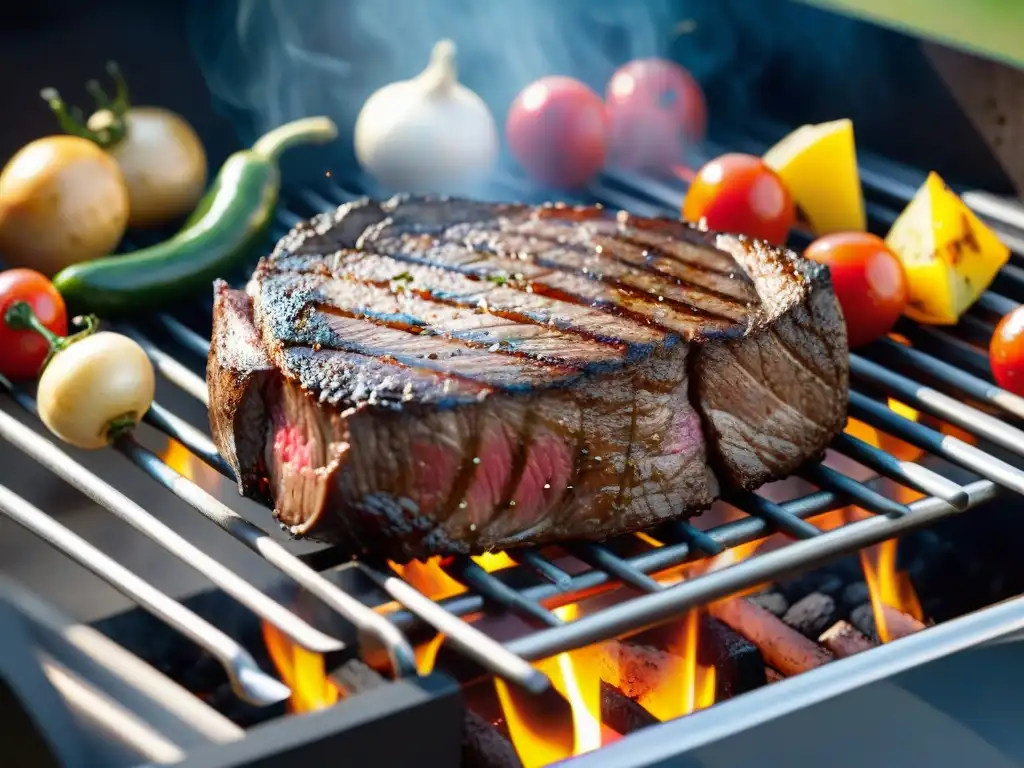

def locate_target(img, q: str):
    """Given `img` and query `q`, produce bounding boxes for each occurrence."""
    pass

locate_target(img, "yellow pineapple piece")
[763,118,866,235]
[885,171,1009,325]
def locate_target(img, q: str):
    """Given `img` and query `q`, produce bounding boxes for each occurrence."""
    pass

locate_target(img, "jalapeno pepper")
[52,116,338,316]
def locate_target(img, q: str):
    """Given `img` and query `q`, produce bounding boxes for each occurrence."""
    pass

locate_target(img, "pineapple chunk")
[885,172,1009,325]
[763,118,866,235]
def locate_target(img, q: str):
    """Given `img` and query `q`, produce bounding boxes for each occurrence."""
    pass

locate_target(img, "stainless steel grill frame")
[2,123,1024,754]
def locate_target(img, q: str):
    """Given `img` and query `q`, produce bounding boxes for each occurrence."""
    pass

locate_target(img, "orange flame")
[261,622,339,713]
[389,552,517,603]
[608,609,715,721]
[158,439,223,491]
[860,538,925,643]
[844,500,925,644]
[496,605,604,767]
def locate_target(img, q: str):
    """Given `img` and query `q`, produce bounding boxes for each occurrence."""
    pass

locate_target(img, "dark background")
[0,0,1011,194]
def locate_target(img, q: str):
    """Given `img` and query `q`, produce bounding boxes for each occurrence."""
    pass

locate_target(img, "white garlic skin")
[354,40,498,196]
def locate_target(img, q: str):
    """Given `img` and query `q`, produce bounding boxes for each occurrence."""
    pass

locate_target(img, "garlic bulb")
[354,40,498,195]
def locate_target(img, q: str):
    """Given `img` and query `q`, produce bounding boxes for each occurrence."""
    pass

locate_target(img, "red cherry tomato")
[682,154,795,245]
[0,269,68,381]
[506,76,608,190]
[990,306,1024,395]
[606,58,706,172]
[803,233,908,349]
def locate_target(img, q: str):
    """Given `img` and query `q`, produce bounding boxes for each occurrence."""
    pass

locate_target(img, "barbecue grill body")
[2,2,1024,768]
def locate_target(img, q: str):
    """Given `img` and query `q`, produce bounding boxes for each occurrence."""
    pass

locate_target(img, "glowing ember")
[262,621,339,713]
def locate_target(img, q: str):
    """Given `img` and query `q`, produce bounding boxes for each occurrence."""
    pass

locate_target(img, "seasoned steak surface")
[210,196,848,560]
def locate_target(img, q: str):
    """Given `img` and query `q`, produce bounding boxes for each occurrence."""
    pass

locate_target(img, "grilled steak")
[208,196,848,561]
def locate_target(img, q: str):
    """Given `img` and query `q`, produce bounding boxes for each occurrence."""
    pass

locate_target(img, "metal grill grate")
[2,129,1024,705]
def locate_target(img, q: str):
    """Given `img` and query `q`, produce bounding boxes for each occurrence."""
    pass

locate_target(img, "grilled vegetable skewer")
[3,302,154,449]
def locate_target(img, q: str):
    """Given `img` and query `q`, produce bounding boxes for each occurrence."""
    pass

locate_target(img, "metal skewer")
[0,484,289,707]
[0,404,342,655]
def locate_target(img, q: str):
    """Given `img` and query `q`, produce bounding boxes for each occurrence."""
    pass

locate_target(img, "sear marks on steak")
[209,196,849,561]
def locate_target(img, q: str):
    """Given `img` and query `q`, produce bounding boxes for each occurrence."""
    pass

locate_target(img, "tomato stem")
[41,61,130,149]
[4,302,99,368]
[105,411,138,441]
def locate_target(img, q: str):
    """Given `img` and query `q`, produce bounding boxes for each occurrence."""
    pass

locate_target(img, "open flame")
[158,439,223,492]
[495,604,607,767]
[845,499,925,643]
[262,621,339,713]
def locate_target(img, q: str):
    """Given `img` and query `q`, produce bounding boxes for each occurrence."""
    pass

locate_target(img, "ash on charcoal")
[816,574,845,599]
[749,591,788,617]
[850,604,879,640]
[782,593,838,639]
[840,581,870,613]
[774,570,845,604]
[774,573,825,604]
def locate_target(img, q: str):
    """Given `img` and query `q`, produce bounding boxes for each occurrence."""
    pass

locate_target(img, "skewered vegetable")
[43,62,207,229]
[682,153,795,245]
[0,269,68,381]
[990,306,1024,395]
[354,40,498,195]
[0,136,129,275]
[763,118,866,235]
[606,58,706,172]
[885,171,1009,325]
[52,116,338,316]
[804,232,908,348]
[3,302,154,449]
[507,76,608,190]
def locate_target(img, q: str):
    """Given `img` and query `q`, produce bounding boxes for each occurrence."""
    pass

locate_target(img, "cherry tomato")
[606,59,706,173]
[0,269,68,381]
[990,305,1024,395]
[506,76,608,190]
[682,154,795,245]
[804,233,908,349]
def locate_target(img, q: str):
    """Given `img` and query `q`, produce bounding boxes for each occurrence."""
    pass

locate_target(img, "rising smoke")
[185,0,892,189]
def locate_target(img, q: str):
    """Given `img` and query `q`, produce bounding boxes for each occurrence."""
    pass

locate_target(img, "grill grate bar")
[852,354,1024,455]
[115,438,427,680]
[358,560,548,693]
[848,391,1024,493]
[144,402,234,479]
[157,313,211,358]
[0,483,289,707]
[0,386,343,656]
[870,338,1024,420]
[829,432,969,509]
[509,548,574,590]
[899,324,993,380]
[446,556,563,629]
[722,489,822,539]
[503,479,999,662]
[568,542,666,593]
[119,326,209,406]
[659,520,725,556]
[799,462,909,517]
